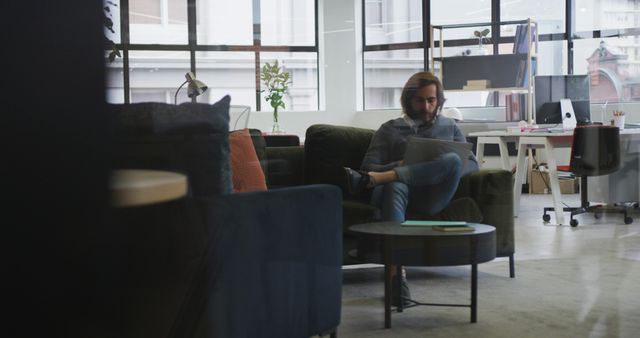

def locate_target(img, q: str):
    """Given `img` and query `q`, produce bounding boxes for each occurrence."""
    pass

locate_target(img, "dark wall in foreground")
[3,1,111,336]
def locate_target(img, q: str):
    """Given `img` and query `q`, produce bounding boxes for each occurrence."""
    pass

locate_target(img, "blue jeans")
[370,152,463,222]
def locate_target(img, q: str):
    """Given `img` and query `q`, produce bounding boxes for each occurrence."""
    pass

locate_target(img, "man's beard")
[407,109,436,123]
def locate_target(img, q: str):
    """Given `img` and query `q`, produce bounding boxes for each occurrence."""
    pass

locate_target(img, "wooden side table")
[110,169,187,207]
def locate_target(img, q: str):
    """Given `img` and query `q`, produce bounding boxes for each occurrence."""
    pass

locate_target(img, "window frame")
[361,0,640,112]
[109,0,319,111]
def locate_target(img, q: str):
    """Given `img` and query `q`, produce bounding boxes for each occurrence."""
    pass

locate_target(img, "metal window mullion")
[193,45,315,52]
[121,0,130,103]
[567,0,574,74]
[491,0,499,107]
[253,0,262,111]
[315,0,320,111]
[362,0,367,110]
[423,0,430,71]
[188,0,197,74]
[491,0,500,55]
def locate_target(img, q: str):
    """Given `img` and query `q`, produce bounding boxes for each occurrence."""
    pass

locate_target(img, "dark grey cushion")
[110,95,233,196]
[304,124,375,202]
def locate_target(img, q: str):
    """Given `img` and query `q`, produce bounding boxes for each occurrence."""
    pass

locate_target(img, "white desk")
[470,129,640,225]
[472,131,517,171]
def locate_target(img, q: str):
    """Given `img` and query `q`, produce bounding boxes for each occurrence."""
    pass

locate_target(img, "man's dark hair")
[400,71,446,119]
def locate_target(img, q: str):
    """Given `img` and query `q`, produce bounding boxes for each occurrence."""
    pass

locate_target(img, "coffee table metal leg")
[384,263,392,328]
[384,236,394,328]
[470,237,478,323]
[396,266,404,313]
[471,262,477,323]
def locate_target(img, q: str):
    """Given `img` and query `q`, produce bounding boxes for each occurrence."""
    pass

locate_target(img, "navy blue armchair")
[107,96,342,337]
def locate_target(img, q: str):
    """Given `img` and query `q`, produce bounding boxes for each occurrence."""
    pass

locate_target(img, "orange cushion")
[229,129,267,192]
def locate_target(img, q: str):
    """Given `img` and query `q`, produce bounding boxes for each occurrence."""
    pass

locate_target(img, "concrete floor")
[338,193,640,338]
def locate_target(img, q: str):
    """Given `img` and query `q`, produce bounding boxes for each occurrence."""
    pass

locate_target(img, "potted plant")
[260,61,291,133]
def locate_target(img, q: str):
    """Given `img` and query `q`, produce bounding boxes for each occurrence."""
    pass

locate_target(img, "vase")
[271,109,284,133]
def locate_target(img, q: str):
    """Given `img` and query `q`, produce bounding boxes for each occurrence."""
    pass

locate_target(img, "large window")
[363,0,423,110]
[105,0,319,112]
[574,0,640,104]
[362,0,640,120]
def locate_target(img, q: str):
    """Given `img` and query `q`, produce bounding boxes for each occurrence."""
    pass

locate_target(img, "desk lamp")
[174,71,208,104]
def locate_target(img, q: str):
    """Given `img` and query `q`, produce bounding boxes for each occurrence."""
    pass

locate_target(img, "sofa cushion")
[110,95,233,197]
[454,169,514,257]
[304,124,375,201]
[229,129,267,192]
[265,146,305,188]
[248,129,267,162]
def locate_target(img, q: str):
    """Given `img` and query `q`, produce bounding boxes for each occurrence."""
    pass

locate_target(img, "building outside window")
[574,0,640,104]
[104,0,319,112]
[362,0,640,121]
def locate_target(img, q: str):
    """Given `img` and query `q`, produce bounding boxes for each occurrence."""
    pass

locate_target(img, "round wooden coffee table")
[110,169,187,207]
[349,222,496,328]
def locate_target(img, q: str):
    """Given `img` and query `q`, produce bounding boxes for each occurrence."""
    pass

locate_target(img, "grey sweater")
[361,115,478,173]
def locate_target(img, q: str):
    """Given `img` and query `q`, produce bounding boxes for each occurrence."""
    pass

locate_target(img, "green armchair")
[262,124,515,277]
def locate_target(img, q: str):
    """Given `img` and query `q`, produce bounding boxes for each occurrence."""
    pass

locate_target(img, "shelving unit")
[430,19,538,123]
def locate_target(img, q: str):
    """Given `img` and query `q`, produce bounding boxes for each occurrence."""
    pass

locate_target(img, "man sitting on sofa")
[344,71,479,306]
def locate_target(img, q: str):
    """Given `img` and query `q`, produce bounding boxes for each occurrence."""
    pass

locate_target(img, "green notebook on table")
[401,220,467,227]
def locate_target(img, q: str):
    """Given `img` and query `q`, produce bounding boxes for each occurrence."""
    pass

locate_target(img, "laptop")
[403,137,474,173]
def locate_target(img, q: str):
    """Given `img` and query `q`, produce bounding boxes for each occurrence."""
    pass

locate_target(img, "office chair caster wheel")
[625,217,633,224]
[542,214,551,222]
[570,219,579,227]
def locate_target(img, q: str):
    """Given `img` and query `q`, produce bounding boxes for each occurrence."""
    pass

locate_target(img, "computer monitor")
[534,75,591,124]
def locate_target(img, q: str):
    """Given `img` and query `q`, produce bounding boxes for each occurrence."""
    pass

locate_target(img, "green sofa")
[258,124,515,277]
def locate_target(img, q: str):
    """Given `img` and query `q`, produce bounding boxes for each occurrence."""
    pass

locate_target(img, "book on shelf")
[432,225,475,232]
[517,93,526,121]
[401,220,467,227]
[514,59,536,87]
[522,59,537,87]
[505,93,527,121]
[466,79,491,87]
[513,23,536,54]
[463,85,489,90]
[512,25,522,54]
[515,60,526,87]
[462,79,491,90]
[505,94,512,120]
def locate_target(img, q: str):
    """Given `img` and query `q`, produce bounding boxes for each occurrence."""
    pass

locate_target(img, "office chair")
[542,125,633,227]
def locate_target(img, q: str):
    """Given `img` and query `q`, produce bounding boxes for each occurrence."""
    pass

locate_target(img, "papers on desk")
[529,127,567,133]
[536,165,575,178]
[557,171,575,179]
